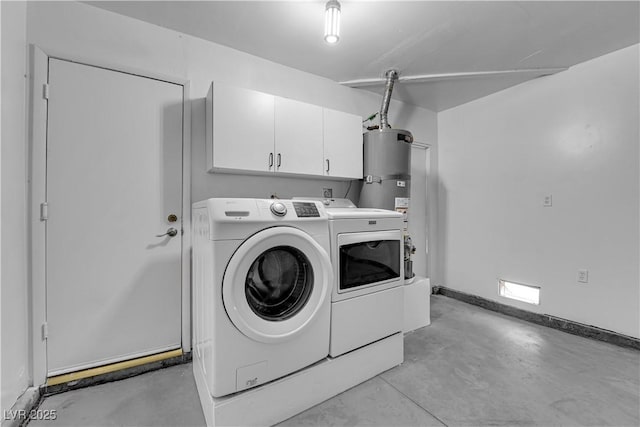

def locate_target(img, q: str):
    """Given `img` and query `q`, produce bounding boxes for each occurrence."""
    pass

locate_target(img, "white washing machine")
[192,198,333,398]
[294,198,404,357]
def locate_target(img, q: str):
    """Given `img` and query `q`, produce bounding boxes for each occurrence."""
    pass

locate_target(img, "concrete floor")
[29,295,640,427]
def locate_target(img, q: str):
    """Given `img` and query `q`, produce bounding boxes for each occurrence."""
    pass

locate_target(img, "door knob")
[156,227,178,238]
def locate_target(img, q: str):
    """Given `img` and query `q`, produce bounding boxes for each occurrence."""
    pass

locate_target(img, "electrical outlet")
[543,195,553,207]
[577,269,589,283]
[323,188,333,199]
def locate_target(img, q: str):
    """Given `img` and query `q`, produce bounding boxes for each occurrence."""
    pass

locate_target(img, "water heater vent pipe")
[379,69,398,129]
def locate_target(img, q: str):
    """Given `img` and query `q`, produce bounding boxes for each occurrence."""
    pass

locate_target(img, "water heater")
[359,128,413,210]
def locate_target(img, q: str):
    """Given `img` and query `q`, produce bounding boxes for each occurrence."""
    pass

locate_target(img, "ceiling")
[87,1,639,111]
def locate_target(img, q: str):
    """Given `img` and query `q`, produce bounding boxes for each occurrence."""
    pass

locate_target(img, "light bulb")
[324,0,341,44]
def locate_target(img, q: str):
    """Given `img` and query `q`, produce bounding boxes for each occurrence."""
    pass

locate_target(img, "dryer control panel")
[293,202,320,218]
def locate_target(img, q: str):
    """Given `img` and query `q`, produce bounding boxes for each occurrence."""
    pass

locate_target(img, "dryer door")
[222,226,332,344]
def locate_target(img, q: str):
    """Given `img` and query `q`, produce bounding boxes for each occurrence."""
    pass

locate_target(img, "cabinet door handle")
[277,153,282,168]
[326,159,330,173]
[268,152,274,168]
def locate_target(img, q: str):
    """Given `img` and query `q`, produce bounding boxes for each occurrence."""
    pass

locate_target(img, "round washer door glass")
[222,226,332,344]
[245,246,314,321]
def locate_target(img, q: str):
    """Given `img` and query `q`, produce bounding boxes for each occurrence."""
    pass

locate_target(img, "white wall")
[8,0,435,393]
[438,45,639,338]
[1,0,30,415]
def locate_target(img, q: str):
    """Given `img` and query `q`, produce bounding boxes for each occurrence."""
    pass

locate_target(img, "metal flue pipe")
[379,69,398,129]
[340,67,568,88]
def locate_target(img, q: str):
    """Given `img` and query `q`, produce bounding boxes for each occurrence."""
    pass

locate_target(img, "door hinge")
[40,202,48,221]
[42,322,48,340]
[43,83,50,100]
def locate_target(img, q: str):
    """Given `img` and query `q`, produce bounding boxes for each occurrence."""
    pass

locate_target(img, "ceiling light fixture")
[324,0,341,44]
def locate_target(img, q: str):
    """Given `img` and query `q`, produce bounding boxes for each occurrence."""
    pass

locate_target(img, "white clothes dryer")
[293,198,404,357]
[192,198,332,398]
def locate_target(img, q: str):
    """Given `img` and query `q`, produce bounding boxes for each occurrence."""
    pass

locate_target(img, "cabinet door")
[274,97,324,176]
[207,82,275,173]
[323,108,363,179]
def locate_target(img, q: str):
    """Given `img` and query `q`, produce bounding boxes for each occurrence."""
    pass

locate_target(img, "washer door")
[222,226,332,344]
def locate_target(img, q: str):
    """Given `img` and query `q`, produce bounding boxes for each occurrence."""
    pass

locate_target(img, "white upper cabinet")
[207,82,275,173]
[275,97,324,176]
[323,108,363,179]
[207,82,363,179]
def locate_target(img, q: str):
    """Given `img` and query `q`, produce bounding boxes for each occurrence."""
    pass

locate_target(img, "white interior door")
[46,59,183,376]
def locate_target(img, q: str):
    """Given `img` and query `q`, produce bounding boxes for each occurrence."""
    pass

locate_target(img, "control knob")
[270,202,287,217]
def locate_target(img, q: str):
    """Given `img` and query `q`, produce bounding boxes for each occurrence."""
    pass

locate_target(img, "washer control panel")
[293,202,320,218]
[270,201,288,217]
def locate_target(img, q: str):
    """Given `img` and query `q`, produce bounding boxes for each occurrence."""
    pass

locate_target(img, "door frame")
[28,45,192,387]
[410,141,431,279]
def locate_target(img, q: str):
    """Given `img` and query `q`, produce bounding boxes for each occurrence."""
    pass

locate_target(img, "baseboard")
[42,352,192,396]
[432,286,640,351]
[1,387,41,427]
